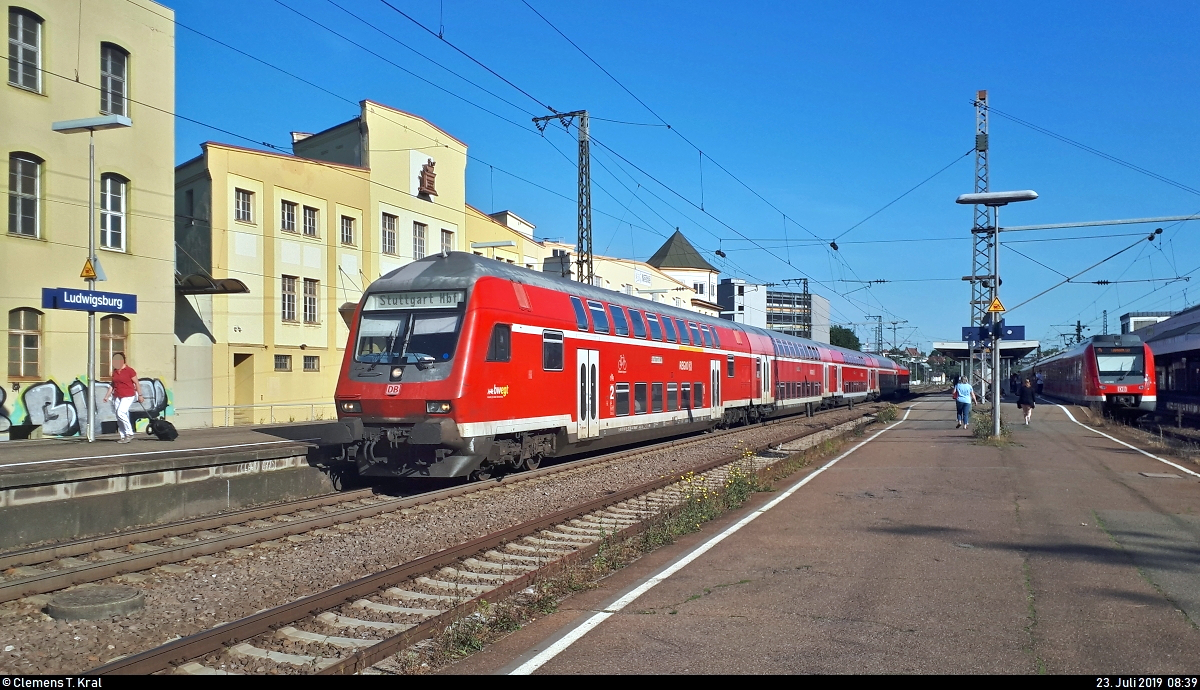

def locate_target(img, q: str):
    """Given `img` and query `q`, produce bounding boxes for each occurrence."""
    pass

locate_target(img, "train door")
[577,349,600,439]
[870,370,876,393]
[828,365,840,395]
[710,359,723,419]
[760,356,773,403]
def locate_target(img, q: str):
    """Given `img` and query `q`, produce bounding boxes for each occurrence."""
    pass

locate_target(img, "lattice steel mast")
[971,91,992,395]
[533,110,592,285]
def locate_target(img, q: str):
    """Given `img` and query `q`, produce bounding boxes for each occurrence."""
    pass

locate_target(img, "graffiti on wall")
[1,378,169,438]
[0,387,10,434]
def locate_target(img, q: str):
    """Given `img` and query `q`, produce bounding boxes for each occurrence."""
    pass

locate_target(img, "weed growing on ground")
[971,406,1012,443]
[876,403,899,423]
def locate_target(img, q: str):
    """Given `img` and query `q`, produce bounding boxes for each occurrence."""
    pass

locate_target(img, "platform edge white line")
[1053,404,1200,479]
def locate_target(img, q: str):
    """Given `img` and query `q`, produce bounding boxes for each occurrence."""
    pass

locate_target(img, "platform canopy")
[930,340,1040,362]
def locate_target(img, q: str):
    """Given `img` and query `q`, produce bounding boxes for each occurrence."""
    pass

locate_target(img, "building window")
[340,215,354,245]
[303,278,318,324]
[235,189,253,223]
[99,315,128,379]
[413,222,426,259]
[99,43,128,116]
[274,354,292,371]
[8,153,39,237]
[381,213,397,255]
[303,206,318,237]
[7,9,41,92]
[281,200,296,232]
[303,355,319,372]
[693,282,705,296]
[281,275,297,321]
[441,228,453,254]
[7,308,41,378]
[100,174,127,251]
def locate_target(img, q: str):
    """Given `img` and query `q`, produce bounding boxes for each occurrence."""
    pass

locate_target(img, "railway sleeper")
[352,599,444,617]
[227,643,336,670]
[276,626,380,649]
[316,612,413,632]
[384,587,464,604]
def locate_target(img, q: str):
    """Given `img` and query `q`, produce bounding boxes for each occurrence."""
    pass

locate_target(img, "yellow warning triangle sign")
[986,296,1006,312]
[80,258,97,280]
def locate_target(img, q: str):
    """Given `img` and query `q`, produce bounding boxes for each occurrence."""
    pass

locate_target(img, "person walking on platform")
[1016,378,1036,425]
[952,376,977,429]
[102,352,144,444]
[1035,371,1045,397]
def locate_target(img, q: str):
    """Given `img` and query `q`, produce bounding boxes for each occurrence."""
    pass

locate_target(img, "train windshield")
[355,310,462,365]
[1094,347,1145,381]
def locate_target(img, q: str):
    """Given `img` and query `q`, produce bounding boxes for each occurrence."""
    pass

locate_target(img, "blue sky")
[160,0,1200,352]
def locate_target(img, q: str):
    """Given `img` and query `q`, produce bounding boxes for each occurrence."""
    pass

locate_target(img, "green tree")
[830,325,861,351]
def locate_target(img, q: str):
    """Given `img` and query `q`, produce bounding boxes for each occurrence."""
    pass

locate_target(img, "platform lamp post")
[52,115,132,442]
[956,190,1038,437]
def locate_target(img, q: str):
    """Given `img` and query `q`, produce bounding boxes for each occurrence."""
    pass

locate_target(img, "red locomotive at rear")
[334,253,908,480]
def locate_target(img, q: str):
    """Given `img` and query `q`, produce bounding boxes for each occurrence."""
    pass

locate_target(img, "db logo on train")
[386,384,401,396]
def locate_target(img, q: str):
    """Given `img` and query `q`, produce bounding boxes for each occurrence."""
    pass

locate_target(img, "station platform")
[0,423,343,549]
[449,398,1200,675]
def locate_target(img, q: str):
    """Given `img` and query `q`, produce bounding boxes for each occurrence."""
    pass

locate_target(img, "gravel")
[0,406,877,674]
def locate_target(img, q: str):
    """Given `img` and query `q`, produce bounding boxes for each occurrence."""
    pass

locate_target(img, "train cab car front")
[335,281,492,478]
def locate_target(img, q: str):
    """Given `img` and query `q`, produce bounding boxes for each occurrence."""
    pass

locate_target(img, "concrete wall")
[1,0,176,439]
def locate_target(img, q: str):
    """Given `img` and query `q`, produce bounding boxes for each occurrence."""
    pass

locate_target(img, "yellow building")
[464,206,549,269]
[174,101,469,427]
[2,0,175,439]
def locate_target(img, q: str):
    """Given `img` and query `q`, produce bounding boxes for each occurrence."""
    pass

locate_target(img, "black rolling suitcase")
[139,402,178,441]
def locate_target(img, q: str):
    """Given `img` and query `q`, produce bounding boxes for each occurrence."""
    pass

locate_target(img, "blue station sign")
[42,287,137,314]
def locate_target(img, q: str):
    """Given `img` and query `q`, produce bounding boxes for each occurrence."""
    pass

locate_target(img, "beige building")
[2,0,175,439]
[174,101,468,427]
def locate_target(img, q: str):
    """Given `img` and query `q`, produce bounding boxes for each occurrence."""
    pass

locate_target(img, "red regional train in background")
[1019,334,1156,415]
[333,253,909,479]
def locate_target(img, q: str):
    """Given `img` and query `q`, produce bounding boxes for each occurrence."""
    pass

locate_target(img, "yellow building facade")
[2,0,175,439]
[174,101,469,427]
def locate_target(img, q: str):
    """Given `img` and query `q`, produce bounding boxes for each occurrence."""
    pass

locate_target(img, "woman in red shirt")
[102,352,144,443]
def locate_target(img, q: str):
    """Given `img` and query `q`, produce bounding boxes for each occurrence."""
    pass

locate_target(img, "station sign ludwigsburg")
[42,287,137,314]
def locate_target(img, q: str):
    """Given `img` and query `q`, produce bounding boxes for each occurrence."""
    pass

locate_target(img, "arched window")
[7,8,42,92]
[7,308,42,378]
[100,43,129,116]
[100,173,128,251]
[100,315,129,379]
[8,152,41,237]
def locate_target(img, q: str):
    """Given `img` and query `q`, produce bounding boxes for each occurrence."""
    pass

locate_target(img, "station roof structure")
[930,340,1040,362]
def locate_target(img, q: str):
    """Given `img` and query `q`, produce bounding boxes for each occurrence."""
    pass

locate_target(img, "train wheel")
[524,454,542,471]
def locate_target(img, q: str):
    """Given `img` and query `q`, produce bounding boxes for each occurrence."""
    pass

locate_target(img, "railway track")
[0,402,885,604]
[87,409,884,675]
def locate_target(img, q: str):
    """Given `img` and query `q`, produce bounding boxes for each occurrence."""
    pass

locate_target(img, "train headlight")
[390,366,403,380]
[426,401,452,414]
[339,401,361,413]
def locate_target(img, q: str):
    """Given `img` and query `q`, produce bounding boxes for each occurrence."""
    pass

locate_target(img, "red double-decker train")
[1020,334,1156,415]
[333,253,908,479]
